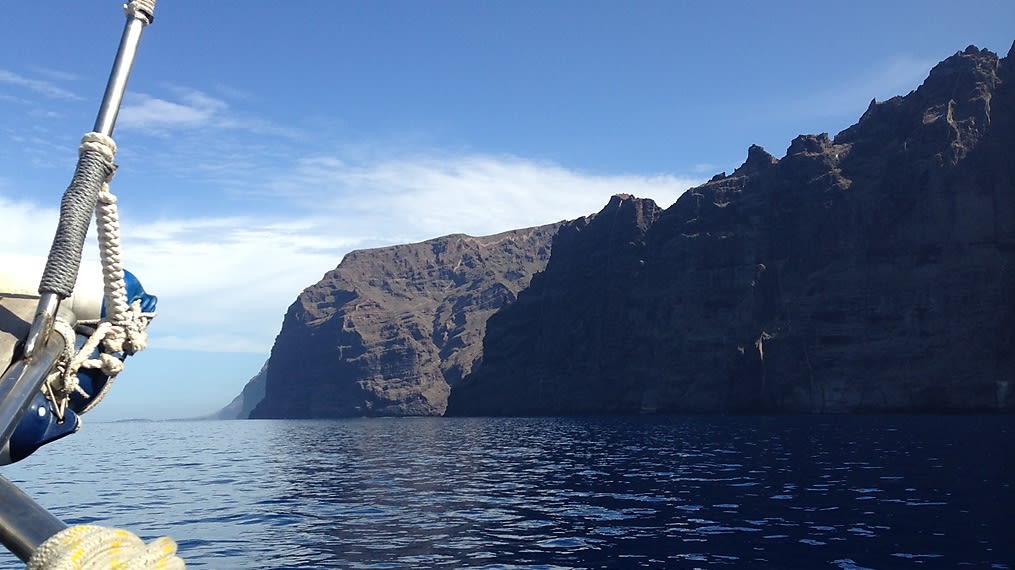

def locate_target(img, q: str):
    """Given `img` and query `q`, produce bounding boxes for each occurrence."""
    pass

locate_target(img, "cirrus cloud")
[0,69,81,101]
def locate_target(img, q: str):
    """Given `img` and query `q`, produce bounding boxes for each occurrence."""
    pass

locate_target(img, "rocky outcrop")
[248,225,560,418]
[213,361,267,419]
[447,45,1015,415]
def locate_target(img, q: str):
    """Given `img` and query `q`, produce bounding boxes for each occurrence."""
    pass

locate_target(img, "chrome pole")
[0,334,66,452]
[1,2,157,562]
[93,2,154,137]
[23,1,156,361]
[9,0,156,452]
[0,475,67,562]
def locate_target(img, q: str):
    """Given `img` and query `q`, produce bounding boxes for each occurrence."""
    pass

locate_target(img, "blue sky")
[1,1,1012,421]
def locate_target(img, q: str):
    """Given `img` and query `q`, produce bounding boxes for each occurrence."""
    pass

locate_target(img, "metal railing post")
[0,475,67,562]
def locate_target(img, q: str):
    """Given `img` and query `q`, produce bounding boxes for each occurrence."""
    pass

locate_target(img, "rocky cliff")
[447,45,1015,414]
[248,226,560,418]
[213,361,267,419]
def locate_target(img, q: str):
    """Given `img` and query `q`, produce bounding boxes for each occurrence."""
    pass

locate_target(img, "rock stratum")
[244,44,1014,418]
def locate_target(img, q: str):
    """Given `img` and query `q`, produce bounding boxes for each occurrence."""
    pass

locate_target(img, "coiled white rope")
[43,132,155,418]
[90,133,149,356]
[27,525,184,570]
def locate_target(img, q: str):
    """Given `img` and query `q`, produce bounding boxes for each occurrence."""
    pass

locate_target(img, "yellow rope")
[26,525,184,569]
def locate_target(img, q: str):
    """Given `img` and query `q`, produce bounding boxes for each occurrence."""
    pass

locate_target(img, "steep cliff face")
[444,194,664,414]
[448,45,1015,415]
[249,225,559,418]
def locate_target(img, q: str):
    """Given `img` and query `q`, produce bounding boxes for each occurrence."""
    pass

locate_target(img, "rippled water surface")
[1,416,1012,569]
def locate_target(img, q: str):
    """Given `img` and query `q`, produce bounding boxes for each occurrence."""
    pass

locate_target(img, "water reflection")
[1,415,1011,569]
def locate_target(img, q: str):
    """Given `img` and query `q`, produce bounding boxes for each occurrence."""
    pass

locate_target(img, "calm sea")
[1,416,1012,569]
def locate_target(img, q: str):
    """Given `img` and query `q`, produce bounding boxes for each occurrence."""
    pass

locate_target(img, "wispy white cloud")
[114,215,353,352]
[733,53,939,157]
[210,83,255,101]
[117,90,228,131]
[2,153,700,355]
[270,153,700,241]
[0,192,59,257]
[772,54,938,131]
[117,86,302,137]
[5,75,700,356]
[820,55,938,117]
[0,69,81,101]
[140,154,696,352]
[0,93,31,105]
[26,66,83,83]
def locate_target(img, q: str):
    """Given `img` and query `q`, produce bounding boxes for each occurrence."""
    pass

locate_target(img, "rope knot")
[78,132,117,163]
[96,352,125,376]
[103,327,127,354]
[124,0,156,25]
[98,188,118,205]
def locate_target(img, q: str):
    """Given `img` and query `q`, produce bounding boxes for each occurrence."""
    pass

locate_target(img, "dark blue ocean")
[1,416,1012,569]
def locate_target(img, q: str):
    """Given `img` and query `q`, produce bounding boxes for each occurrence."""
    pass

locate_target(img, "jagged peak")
[1002,41,1015,79]
[924,44,999,86]
[586,194,661,233]
[858,98,878,122]
[731,144,778,178]
[786,133,832,157]
[603,193,660,215]
[834,45,1003,152]
[608,193,636,206]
